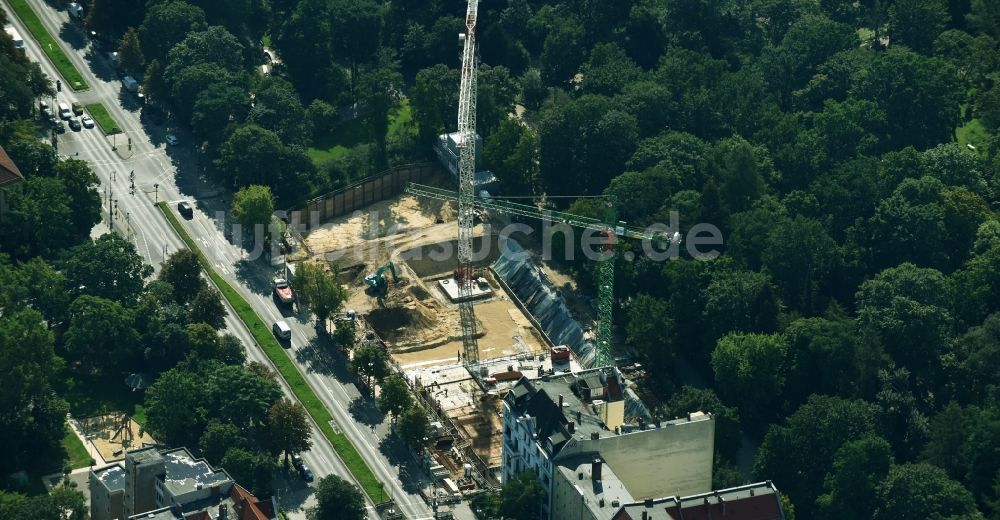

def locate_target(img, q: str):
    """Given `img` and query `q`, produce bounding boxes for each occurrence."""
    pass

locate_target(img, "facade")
[501,368,716,519]
[91,465,127,520]
[433,131,498,191]
[0,144,25,221]
[92,446,275,520]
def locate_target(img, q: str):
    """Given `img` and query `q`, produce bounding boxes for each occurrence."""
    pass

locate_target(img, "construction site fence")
[300,163,442,224]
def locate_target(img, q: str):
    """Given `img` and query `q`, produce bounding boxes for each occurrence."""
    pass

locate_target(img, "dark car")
[177,201,193,219]
[292,454,313,482]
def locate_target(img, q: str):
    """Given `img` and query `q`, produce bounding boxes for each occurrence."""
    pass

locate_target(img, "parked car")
[177,201,193,219]
[71,101,84,115]
[292,455,313,482]
[165,134,178,146]
[53,120,65,133]
[68,117,81,131]
[81,114,94,128]
[39,100,49,111]
[57,102,72,120]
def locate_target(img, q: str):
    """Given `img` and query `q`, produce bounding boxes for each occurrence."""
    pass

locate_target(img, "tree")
[849,47,962,150]
[357,55,403,168]
[190,82,250,144]
[164,26,244,79]
[231,185,275,233]
[378,374,412,422]
[351,342,389,387]
[397,404,431,448]
[308,475,366,520]
[712,333,787,428]
[783,312,875,407]
[206,364,281,428]
[85,0,143,38]
[139,0,209,63]
[411,64,459,145]
[856,263,953,378]
[145,368,208,446]
[61,234,153,306]
[0,309,68,477]
[266,399,312,465]
[481,120,539,195]
[874,464,979,519]
[198,419,248,465]
[816,436,893,520]
[500,471,543,520]
[188,286,227,329]
[117,27,144,75]
[220,447,277,498]
[0,178,78,260]
[216,126,289,191]
[762,216,837,312]
[889,0,950,53]
[215,334,247,365]
[248,77,311,146]
[159,249,204,303]
[292,261,348,329]
[142,59,168,105]
[520,68,546,110]
[540,19,585,86]
[307,99,337,138]
[64,296,139,376]
[754,396,880,519]
[702,269,781,345]
[626,295,676,372]
[52,160,102,242]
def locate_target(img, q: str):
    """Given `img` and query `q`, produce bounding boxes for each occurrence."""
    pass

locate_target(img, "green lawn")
[7,0,88,91]
[308,99,415,167]
[61,426,92,469]
[956,117,991,155]
[156,202,385,503]
[85,103,122,135]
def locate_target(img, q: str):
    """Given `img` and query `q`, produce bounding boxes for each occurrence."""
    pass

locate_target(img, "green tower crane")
[404,183,681,368]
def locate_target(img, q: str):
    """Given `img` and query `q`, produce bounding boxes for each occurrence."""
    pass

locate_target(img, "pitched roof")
[229,483,277,520]
[0,145,25,188]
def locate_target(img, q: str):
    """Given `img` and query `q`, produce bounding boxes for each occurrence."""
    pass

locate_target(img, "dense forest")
[3,0,1000,517]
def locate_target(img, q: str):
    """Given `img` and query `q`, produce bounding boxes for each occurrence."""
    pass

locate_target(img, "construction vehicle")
[406,183,682,369]
[364,262,398,295]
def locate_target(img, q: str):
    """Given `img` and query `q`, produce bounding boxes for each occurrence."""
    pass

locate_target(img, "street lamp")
[153,183,159,203]
[368,361,374,389]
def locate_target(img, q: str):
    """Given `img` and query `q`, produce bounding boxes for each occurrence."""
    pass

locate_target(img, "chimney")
[592,459,602,481]
[687,412,692,422]
[568,421,575,433]
[218,503,228,519]
[577,411,582,422]
[718,494,726,515]
[641,512,648,520]
[655,417,662,428]
[590,432,600,440]
[559,394,564,408]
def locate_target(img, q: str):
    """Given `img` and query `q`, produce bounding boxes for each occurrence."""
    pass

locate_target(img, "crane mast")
[456,0,481,376]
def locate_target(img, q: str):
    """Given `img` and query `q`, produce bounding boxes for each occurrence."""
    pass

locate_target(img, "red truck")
[273,277,294,305]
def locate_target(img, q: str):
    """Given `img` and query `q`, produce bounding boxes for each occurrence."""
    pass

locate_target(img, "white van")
[272,320,291,342]
[57,102,72,120]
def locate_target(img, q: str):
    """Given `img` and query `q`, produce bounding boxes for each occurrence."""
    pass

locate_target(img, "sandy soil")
[304,195,456,256]
[78,415,155,462]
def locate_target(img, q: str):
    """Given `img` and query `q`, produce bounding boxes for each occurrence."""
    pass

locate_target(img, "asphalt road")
[1,1,439,518]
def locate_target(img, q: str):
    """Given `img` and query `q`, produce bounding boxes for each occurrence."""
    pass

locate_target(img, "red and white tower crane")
[456,0,482,377]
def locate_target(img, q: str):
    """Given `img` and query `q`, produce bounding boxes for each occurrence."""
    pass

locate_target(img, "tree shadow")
[82,48,119,82]
[376,433,427,493]
[270,468,311,513]
[58,22,87,50]
[348,396,384,427]
[294,337,341,377]
[234,258,274,296]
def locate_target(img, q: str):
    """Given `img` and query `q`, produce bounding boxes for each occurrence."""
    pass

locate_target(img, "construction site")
[302,184,579,474]
[295,0,659,500]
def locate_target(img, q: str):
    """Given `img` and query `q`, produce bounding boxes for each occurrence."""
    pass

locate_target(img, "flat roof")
[161,448,232,496]
[556,455,635,518]
[93,464,127,492]
[126,446,164,466]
